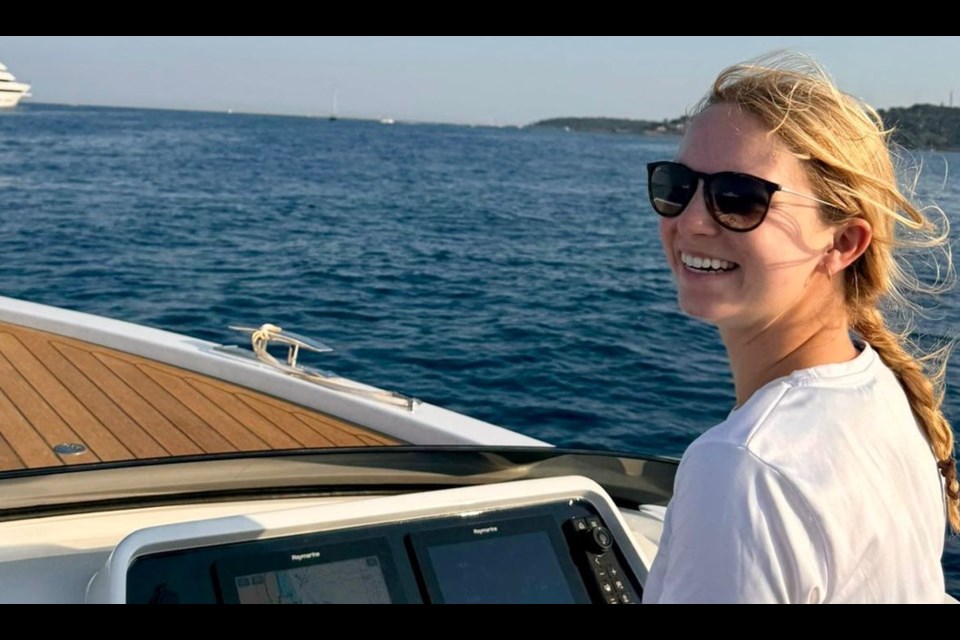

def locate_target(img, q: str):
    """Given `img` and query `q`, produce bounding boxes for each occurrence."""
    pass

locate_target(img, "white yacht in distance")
[0,62,31,108]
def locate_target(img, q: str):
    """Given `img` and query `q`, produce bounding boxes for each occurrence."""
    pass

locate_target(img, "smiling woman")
[642,52,958,604]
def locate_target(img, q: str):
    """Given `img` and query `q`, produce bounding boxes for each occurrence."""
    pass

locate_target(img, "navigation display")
[214,537,400,604]
[428,531,575,603]
[409,515,590,604]
[234,556,391,604]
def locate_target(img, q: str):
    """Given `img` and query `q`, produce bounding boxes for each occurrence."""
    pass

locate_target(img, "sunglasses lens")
[648,163,696,217]
[709,173,772,231]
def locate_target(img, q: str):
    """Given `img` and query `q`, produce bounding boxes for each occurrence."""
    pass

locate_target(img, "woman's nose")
[675,182,720,236]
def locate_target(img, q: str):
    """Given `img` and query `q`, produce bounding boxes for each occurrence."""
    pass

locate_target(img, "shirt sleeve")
[642,440,828,603]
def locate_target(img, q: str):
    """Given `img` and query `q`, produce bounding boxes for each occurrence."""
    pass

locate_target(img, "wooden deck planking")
[0,332,134,462]
[356,432,397,446]
[292,412,377,447]
[182,377,306,449]
[25,336,169,459]
[0,386,65,469]
[0,321,401,473]
[0,350,97,467]
[97,354,236,455]
[0,433,24,471]
[233,383,399,445]
[297,410,399,445]
[137,364,273,451]
[236,395,338,448]
[54,343,205,457]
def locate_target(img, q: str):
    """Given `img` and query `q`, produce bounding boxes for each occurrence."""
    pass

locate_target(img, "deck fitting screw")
[53,443,87,455]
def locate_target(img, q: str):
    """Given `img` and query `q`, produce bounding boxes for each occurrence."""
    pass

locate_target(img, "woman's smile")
[659,104,834,331]
[679,251,739,273]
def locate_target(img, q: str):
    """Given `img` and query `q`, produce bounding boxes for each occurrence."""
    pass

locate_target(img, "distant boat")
[329,90,339,121]
[379,117,395,125]
[0,62,31,108]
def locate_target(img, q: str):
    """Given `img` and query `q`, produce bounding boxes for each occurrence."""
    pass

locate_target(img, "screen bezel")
[407,513,592,604]
[213,535,407,604]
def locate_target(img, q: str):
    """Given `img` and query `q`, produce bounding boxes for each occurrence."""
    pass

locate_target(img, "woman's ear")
[824,218,872,275]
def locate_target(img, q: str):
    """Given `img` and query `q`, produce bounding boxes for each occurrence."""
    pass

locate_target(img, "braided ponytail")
[853,307,960,531]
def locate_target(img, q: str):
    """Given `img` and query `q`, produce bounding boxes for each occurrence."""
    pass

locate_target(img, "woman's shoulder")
[688,341,918,474]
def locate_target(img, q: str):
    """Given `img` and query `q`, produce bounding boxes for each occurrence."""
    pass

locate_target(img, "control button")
[619,592,632,604]
[571,517,589,532]
[588,526,613,552]
[586,517,601,529]
[614,580,625,593]
[607,565,619,578]
[601,582,614,594]
[606,594,619,604]
[596,567,608,580]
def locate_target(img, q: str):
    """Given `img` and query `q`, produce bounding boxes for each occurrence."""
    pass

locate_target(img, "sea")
[1,103,958,596]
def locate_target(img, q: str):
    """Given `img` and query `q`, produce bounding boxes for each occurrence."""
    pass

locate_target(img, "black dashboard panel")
[126,498,643,604]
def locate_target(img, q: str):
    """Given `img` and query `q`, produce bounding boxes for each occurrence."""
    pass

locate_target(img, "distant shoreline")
[15,102,960,151]
[527,105,960,152]
[524,116,688,138]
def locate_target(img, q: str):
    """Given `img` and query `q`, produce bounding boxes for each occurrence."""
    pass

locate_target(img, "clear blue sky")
[2,36,958,126]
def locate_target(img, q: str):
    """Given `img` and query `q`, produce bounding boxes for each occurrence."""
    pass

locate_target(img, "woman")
[642,54,959,603]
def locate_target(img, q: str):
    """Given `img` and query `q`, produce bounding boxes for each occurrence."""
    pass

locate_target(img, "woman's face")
[658,104,838,333]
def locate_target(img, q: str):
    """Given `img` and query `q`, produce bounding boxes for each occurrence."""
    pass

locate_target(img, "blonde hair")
[696,52,960,532]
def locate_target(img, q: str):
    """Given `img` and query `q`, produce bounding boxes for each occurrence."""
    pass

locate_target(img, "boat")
[0,62,31,108]
[380,117,395,125]
[0,295,675,604]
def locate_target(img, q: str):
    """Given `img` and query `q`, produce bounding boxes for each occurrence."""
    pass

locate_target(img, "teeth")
[680,252,736,271]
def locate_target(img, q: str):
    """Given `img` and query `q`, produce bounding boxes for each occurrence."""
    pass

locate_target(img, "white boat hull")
[0,61,31,108]
[0,89,29,108]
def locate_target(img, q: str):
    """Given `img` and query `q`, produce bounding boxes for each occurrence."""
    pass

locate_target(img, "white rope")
[251,323,285,367]
[247,323,416,411]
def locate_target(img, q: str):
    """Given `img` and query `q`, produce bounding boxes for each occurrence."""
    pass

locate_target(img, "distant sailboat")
[329,90,338,121]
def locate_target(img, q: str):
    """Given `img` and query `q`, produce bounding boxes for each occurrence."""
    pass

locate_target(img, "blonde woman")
[642,54,958,603]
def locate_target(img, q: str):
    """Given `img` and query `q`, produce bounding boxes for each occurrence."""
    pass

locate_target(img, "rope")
[247,323,417,411]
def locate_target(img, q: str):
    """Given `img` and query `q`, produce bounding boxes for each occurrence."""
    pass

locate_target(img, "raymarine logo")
[473,526,499,536]
[290,551,321,562]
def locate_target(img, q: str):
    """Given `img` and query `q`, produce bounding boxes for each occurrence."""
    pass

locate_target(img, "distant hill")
[525,116,689,136]
[877,104,960,151]
[527,105,960,151]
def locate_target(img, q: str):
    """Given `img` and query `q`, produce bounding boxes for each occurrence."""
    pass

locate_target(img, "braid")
[704,54,959,533]
[853,307,960,532]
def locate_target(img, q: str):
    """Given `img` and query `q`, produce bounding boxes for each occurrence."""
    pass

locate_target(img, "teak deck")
[0,321,401,472]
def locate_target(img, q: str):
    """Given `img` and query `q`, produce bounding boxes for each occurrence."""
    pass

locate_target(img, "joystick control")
[564,516,641,604]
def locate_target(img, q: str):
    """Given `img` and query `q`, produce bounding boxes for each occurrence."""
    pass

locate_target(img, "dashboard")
[84,476,651,604]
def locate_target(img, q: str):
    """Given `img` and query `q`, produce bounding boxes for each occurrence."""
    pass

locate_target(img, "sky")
[1,36,958,126]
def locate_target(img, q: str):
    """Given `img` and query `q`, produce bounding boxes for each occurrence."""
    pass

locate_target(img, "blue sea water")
[1,103,958,596]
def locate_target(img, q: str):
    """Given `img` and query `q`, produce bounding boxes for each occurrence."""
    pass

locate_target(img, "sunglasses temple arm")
[779,187,835,209]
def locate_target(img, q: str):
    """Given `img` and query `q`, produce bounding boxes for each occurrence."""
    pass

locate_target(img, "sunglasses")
[647,161,833,232]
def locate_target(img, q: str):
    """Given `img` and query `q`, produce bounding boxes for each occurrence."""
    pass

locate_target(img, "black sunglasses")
[646,161,832,232]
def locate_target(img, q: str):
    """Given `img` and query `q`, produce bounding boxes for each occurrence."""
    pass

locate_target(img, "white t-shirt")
[643,343,947,603]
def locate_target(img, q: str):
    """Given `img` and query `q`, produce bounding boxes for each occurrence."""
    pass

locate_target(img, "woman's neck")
[720,314,859,408]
